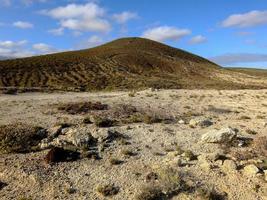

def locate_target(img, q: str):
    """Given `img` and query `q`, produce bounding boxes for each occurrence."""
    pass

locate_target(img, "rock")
[201,127,237,143]
[243,164,259,177]
[198,153,221,162]
[178,119,185,124]
[91,129,123,143]
[189,119,199,128]
[222,160,237,173]
[264,170,267,181]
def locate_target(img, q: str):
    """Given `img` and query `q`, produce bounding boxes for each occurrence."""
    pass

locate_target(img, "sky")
[1,0,267,68]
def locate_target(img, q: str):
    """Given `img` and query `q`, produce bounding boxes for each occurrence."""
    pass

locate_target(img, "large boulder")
[201,127,237,143]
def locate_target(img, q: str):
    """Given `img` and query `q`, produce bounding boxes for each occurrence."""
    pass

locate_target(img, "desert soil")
[0,89,267,200]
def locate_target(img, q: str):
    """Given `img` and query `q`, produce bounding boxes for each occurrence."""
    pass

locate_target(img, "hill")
[0,37,267,91]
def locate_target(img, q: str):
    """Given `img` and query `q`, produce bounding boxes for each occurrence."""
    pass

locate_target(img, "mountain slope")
[0,37,266,91]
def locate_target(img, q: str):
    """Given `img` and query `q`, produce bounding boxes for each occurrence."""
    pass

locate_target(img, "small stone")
[243,164,259,177]
[178,119,185,124]
[201,127,237,143]
[189,119,199,128]
[222,160,237,173]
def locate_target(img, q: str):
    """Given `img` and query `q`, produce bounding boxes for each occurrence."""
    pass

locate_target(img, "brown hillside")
[0,37,266,91]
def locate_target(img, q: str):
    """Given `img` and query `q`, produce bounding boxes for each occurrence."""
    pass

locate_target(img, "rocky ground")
[0,89,266,200]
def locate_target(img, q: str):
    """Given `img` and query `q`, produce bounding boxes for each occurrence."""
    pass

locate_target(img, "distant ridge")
[0,37,266,91]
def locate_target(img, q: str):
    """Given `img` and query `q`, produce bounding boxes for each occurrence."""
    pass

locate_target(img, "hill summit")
[0,37,266,91]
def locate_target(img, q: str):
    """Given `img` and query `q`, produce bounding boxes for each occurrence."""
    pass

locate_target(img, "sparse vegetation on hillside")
[1,37,266,91]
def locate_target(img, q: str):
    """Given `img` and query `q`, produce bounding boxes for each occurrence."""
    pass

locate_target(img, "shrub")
[94,117,116,127]
[57,101,108,115]
[238,115,251,120]
[3,88,17,95]
[135,186,165,200]
[245,129,257,135]
[96,184,119,196]
[252,136,267,157]
[0,181,7,190]
[109,158,123,165]
[0,123,47,153]
[121,149,135,156]
[206,106,232,114]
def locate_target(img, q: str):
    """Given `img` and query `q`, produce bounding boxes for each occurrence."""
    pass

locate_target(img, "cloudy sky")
[1,0,267,68]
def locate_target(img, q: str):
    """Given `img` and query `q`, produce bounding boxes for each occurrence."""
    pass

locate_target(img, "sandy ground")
[0,89,267,200]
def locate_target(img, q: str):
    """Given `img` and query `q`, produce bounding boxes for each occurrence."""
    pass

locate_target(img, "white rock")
[178,119,185,124]
[243,164,259,177]
[201,127,237,143]
[264,170,267,181]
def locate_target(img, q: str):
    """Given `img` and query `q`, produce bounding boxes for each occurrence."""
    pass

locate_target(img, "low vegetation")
[57,101,108,115]
[0,123,47,153]
[96,184,119,196]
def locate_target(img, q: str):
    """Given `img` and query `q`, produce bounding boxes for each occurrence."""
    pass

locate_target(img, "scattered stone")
[243,164,259,177]
[222,160,237,173]
[91,129,123,143]
[201,127,237,143]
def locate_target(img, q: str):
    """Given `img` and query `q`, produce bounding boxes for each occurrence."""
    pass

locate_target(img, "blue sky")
[1,0,267,68]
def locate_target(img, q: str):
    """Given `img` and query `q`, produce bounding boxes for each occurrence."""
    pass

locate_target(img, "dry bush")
[94,117,116,127]
[238,115,251,120]
[206,105,232,114]
[135,186,165,200]
[2,88,17,95]
[57,101,108,114]
[0,123,46,153]
[252,136,267,157]
[96,184,119,196]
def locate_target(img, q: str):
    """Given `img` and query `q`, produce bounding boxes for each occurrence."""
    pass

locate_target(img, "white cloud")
[112,11,138,24]
[48,27,64,36]
[13,21,34,29]
[189,35,207,44]
[142,26,191,42]
[41,2,111,33]
[222,10,267,28]
[0,40,27,48]
[86,35,103,47]
[0,40,34,58]
[210,53,267,65]
[0,40,58,58]
[32,43,55,53]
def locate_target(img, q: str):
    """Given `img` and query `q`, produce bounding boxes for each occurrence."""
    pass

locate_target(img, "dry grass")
[0,123,46,153]
[96,184,119,196]
[57,101,108,115]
